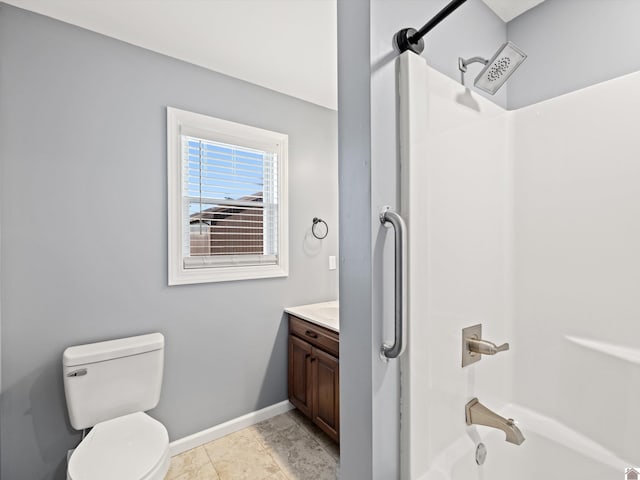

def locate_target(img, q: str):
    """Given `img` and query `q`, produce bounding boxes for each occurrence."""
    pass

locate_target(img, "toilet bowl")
[63,333,170,480]
[67,412,170,480]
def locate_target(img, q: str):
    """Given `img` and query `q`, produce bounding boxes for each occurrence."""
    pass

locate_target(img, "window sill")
[168,263,288,285]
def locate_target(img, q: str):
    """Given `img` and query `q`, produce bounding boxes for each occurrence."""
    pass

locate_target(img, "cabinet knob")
[305,330,318,339]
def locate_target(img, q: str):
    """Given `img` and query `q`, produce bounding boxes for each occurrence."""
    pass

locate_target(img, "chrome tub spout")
[465,398,525,445]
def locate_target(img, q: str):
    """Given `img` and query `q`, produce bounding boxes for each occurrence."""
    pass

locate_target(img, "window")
[167,107,288,285]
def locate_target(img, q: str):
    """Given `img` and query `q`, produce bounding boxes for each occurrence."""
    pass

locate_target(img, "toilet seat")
[67,412,170,480]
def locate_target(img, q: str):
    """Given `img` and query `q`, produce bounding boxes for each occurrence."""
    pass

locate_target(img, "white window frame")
[167,107,288,285]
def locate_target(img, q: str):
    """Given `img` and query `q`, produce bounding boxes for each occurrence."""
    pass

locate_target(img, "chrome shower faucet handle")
[462,324,510,367]
[467,338,509,356]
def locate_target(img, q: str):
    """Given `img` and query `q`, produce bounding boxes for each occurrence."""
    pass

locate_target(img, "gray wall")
[0,4,338,479]
[337,1,505,477]
[337,0,374,478]
[507,0,640,109]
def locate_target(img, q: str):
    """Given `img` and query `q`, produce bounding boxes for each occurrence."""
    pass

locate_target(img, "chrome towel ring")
[312,217,328,239]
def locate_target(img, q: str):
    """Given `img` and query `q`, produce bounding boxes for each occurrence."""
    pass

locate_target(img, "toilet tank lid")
[63,333,164,367]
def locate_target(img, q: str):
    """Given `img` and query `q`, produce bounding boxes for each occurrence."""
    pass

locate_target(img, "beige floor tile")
[260,424,338,480]
[315,434,340,462]
[287,409,316,431]
[166,446,211,480]
[168,411,339,480]
[287,410,340,461]
[203,429,259,460]
[254,412,298,437]
[204,430,281,480]
[172,461,220,480]
[264,471,289,480]
[211,457,281,480]
[287,410,319,436]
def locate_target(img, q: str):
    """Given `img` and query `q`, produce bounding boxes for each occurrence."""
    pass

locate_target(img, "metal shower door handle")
[380,206,408,359]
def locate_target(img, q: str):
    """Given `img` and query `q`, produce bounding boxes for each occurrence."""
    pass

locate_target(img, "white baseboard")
[169,400,295,456]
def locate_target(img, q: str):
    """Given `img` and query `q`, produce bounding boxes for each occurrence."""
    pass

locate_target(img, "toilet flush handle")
[67,368,88,377]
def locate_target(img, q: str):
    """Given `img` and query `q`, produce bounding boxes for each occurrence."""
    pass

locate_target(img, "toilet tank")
[63,333,164,430]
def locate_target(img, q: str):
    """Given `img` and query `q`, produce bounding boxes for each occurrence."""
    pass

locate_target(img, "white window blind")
[167,107,288,285]
[182,136,279,269]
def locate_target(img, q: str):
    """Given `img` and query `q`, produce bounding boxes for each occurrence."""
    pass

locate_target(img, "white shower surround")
[398,51,640,479]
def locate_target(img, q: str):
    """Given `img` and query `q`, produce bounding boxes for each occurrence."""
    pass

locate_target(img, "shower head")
[458,41,527,95]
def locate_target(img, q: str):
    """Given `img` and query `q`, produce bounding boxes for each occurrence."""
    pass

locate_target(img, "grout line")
[314,439,335,460]
[165,445,216,480]
[255,413,301,479]
[287,411,339,461]
[200,440,223,478]
[249,430,290,480]
[201,441,214,464]
[210,461,221,480]
[262,447,291,480]
[198,422,287,480]
[201,448,220,479]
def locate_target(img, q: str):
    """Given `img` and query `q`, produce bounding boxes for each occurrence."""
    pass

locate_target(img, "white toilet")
[62,333,170,480]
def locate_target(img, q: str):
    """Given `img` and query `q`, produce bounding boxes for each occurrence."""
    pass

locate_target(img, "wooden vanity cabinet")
[288,334,314,418]
[288,315,339,443]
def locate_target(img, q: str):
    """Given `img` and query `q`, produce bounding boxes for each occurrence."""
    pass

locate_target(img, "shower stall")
[396,45,640,479]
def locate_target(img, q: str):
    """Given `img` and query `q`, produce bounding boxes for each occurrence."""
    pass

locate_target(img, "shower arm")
[458,56,489,85]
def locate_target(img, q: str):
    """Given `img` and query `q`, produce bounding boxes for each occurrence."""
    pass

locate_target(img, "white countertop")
[284,300,339,333]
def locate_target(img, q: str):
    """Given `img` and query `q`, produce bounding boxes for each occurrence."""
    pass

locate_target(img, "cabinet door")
[311,347,340,443]
[288,335,313,417]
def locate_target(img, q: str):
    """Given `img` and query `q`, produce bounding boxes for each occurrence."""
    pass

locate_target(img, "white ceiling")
[4,0,338,110]
[4,0,547,109]
[482,0,546,22]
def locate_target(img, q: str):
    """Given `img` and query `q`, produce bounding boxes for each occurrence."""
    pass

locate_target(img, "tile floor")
[165,409,339,480]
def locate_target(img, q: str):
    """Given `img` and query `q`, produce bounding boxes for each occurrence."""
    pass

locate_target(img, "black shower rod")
[394,0,468,54]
